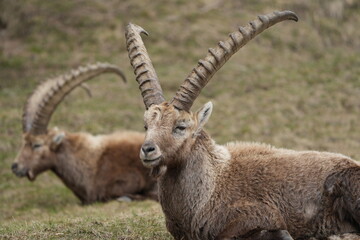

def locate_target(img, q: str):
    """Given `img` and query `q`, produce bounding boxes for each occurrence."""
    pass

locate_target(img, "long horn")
[23,62,126,134]
[125,23,165,109]
[171,10,298,111]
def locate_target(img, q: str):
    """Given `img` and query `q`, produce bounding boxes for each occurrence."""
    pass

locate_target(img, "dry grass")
[0,0,359,239]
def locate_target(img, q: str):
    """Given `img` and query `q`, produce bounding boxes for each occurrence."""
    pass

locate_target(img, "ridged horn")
[125,23,165,109]
[171,10,298,111]
[23,62,126,135]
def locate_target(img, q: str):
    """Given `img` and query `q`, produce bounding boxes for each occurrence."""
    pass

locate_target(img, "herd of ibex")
[11,10,360,240]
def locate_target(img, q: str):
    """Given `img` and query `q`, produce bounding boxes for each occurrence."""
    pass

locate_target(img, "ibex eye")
[32,143,42,149]
[175,126,186,131]
[144,125,148,131]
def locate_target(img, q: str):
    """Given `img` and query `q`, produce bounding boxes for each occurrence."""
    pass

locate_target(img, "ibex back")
[126,11,360,239]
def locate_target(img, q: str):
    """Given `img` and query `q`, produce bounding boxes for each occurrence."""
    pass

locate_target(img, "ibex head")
[12,63,125,180]
[13,128,65,180]
[126,11,298,171]
[140,102,212,168]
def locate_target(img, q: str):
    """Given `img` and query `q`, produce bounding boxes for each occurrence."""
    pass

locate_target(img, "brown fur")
[13,128,157,204]
[139,102,360,240]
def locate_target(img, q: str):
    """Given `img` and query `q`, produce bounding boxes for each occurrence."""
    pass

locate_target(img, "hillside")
[0,0,359,239]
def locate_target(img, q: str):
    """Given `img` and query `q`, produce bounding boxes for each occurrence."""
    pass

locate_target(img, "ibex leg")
[216,200,292,240]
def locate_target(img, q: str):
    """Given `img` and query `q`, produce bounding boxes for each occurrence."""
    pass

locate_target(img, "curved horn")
[125,23,165,109]
[23,62,126,134]
[171,10,298,111]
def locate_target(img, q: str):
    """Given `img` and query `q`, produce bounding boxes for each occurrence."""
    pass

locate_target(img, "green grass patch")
[1,0,360,238]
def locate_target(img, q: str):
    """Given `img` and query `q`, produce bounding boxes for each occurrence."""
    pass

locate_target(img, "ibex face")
[140,102,213,169]
[12,128,64,181]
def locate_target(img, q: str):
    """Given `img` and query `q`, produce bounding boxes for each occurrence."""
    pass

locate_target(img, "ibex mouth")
[142,156,162,167]
[13,170,27,178]
[13,167,35,181]
[12,164,28,178]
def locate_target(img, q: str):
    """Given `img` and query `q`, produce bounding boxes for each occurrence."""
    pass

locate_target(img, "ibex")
[126,11,360,239]
[12,62,157,204]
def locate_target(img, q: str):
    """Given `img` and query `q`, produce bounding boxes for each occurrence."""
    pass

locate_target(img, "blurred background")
[0,0,359,239]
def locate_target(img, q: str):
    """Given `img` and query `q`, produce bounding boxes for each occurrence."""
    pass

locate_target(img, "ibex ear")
[50,132,65,151]
[194,102,213,136]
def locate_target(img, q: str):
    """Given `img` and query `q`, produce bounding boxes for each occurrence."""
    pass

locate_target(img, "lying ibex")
[126,11,360,239]
[12,63,157,204]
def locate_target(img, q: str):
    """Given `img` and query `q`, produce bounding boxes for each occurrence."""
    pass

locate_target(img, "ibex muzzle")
[11,163,28,178]
[140,141,162,167]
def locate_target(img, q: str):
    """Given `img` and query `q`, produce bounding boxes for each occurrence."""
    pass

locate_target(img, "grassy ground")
[0,0,359,239]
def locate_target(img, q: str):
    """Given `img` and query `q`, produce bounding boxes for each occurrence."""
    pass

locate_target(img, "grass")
[0,0,360,239]
[0,201,172,240]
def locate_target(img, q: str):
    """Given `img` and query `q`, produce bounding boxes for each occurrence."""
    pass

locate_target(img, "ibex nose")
[141,142,156,154]
[140,141,162,165]
[11,163,18,171]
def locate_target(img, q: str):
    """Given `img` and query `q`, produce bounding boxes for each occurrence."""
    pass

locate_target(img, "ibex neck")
[52,132,102,203]
[159,130,230,237]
